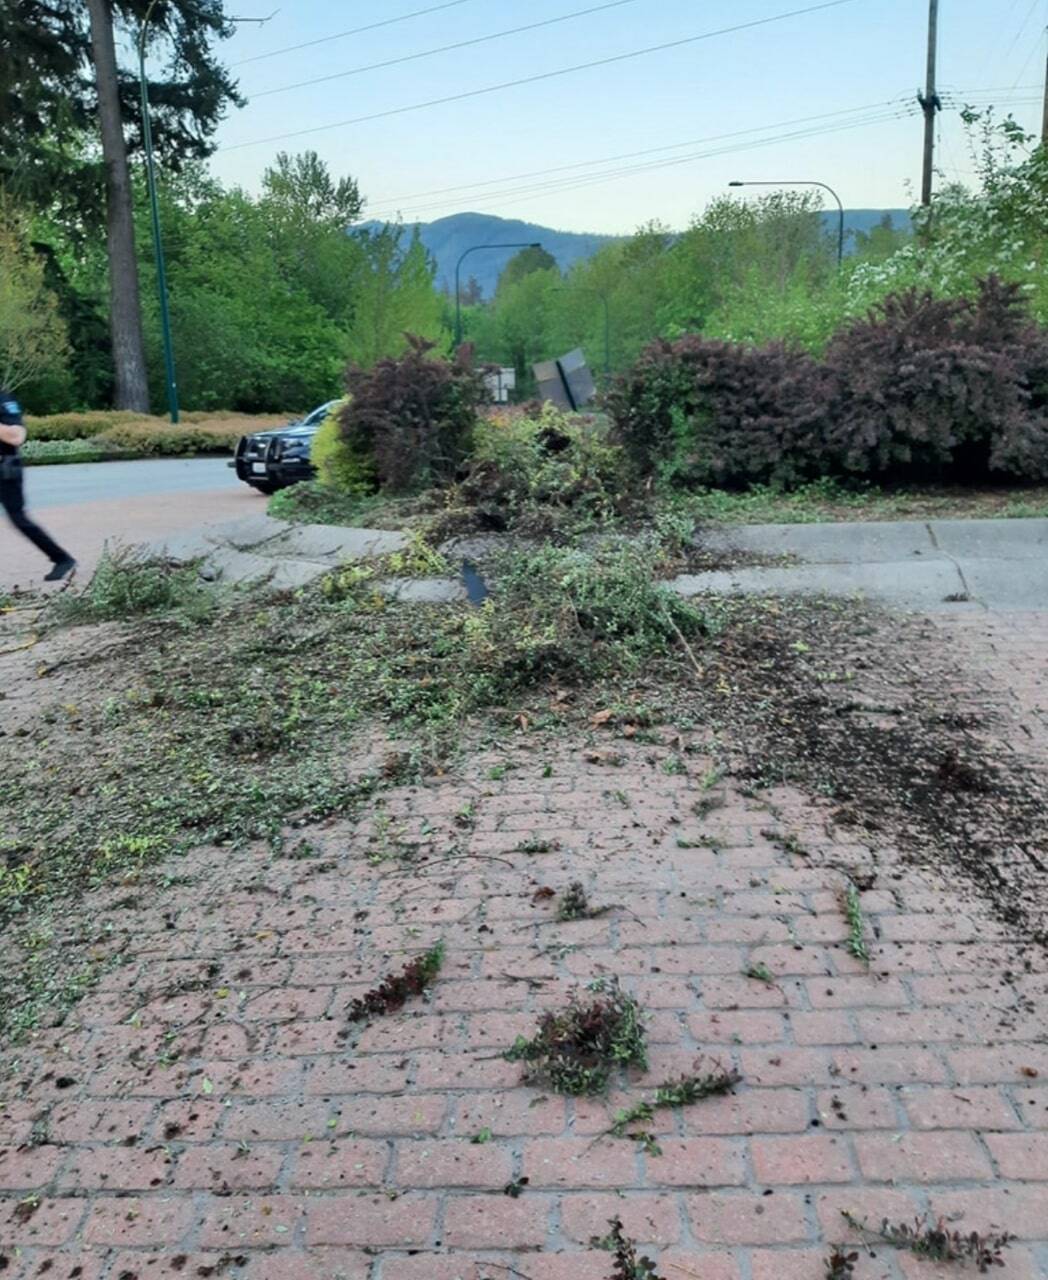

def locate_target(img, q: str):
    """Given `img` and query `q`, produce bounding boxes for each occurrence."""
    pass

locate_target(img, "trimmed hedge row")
[24,411,293,456]
[608,277,1048,486]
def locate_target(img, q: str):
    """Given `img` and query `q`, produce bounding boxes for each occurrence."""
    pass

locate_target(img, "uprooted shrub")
[452,403,630,535]
[823,275,1048,480]
[606,334,833,488]
[462,540,709,691]
[505,978,648,1095]
[48,546,214,626]
[339,335,487,492]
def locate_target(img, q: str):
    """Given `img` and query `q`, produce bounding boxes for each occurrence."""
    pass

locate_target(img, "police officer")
[1,388,76,581]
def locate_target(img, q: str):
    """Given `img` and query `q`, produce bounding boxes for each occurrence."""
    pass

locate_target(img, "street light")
[454,242,542,347]
[139,8,274,423]
[728,179,845,268]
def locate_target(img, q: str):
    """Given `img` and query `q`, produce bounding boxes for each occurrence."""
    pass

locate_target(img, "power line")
[219,0,860,153]
[231,0,482,67]
[365,96,913,213]
[364,104,917,221]
[247,0,643,101]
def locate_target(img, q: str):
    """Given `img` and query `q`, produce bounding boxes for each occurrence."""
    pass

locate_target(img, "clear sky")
[208,0,1047,233]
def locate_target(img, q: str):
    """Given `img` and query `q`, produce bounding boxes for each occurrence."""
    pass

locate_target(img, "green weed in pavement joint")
[591,1216,665,1280]
[745,962,775,985]
[601,1062,742,1154]
[842,883,870,966]
[840,1212,1013,1272]
[824,1246,859,1279]
[345,941,445,1023]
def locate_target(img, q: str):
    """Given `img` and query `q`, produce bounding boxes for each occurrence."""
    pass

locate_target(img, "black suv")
[231,401,338,494]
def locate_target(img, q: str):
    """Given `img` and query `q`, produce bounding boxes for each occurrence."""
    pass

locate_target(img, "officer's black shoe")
[44,557,77,582]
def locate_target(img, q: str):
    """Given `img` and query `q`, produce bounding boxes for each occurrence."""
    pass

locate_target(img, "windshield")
[302,402,333,427]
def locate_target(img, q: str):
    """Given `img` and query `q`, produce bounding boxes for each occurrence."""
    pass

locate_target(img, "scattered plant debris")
[516,837,559,854]
[842,1212,1014,1272]
[599,1062,742,1154]
[744,962,775,985]
[346,942,445,1023]
[593,1216,665,1280]
[842,883,870,965]
[557,880,591,921]
[505,978,647,1095]
[503,1175,529,1198]
[825,1246,859,1279]
[471,1127,493,1145]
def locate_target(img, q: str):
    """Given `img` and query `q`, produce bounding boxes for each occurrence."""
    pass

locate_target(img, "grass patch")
[505,978,647,1095]
[672,478,1048,525]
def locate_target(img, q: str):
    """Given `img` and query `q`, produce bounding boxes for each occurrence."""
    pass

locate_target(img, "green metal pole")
[139,2,179,423]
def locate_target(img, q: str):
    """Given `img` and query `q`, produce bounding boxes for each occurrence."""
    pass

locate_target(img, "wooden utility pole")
[1042,43,1047,145]
[919,0,940,206]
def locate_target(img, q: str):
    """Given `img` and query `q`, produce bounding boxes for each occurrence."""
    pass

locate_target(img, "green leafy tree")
[1,0,241,409]
[347,225,443,368]
[0,197,70,395]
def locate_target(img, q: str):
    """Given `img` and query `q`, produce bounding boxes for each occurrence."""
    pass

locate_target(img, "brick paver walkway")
[2,607,1047,1279]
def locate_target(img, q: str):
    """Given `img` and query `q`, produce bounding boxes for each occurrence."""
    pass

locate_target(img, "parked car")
[230,401,339,494]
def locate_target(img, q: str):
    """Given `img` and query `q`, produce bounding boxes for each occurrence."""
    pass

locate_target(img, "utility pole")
[1042,41,1047,145]
[918,0,940,206]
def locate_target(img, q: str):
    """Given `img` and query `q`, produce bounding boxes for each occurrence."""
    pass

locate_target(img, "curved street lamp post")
[728,179,845,268]
[454,242,542,347]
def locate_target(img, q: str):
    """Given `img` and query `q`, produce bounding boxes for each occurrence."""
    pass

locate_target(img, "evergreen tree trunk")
[84,0,150,412]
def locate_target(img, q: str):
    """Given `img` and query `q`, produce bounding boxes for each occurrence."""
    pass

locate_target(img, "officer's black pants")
[0,465,70,564]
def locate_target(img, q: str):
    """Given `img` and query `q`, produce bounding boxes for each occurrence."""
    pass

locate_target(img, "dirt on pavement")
[0,584,1047,1277]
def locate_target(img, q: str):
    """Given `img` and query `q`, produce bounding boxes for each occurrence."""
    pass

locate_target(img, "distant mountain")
[357,209,912,296]
[358,212,619,298]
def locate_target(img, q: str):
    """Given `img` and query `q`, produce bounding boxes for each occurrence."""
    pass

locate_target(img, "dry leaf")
[532,887,556,903]
[591,709,614,726]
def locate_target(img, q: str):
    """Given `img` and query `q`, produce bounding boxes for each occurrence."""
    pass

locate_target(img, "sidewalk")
[1,610,1046,1278]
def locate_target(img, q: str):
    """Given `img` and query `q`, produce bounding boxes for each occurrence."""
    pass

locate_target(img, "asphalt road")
[22,457,240,508]
[3,458,258,592]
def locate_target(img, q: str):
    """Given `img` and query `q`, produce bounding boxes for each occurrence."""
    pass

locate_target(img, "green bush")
[310,398,375,493]
[25,411,147,441]
[21,438,129,465]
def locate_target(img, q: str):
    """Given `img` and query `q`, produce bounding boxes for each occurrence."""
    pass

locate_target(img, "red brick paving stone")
[900,1086,1021,1131]
[686,1011,788,1043]
[196,1194,307,1248]
[815,1087,900,1130]
[947,1046,1048,1085]
[644,1138,748,1187]
[173,1143,286,1191]
[987,1131,1048,1177]
[394,1139,513,1188]
[558,1193,682,1246]
[89,1252,253,1280]
[0,1144,66,1190]
[751,1134,856,1184]
[686,1191,811,1245]
[0,1198,85,1247]
[301,1193,438,1247]
[681,1088,812,1136]
[522,1138,640,1188]
[82,1197,195,1246]
[788,1010,859,1045]
[928,1186,1048,1239]
[238,1250,377,1280]
[57,1143,173,1191]
[305,1056,412,1095]
[379,1253,616,1280]
[895,1248,1046,1280]
[855,1131,994,1182]
[829,1048,949,1086]
[6,1254,109,1280]
[451,1091,566,1137]
[334,1094,446,1136]
[750,1249,898,1280]
[47,1100,155,1143]
[441,1194,555,1249]
[154,1100,227,1143]
[654,1253,742,1280]
[222,1100,334,1142]
[815,1188,927,1240]
[1011,1088,1048,1128]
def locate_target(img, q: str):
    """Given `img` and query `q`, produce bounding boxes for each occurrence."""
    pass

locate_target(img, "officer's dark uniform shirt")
[0,389,22,457]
